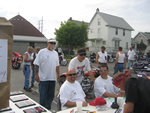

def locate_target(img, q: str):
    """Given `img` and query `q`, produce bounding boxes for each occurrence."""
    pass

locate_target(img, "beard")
[50,45,55,50]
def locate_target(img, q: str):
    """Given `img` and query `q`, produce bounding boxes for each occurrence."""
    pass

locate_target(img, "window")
[98,18,101,25]
[98,28,100,34]
[126,42,128,49]
[29,42,35,48]
[123,29,125,36]
[114,41,120,49]
[115,28,118,35]
[102,41,106,45]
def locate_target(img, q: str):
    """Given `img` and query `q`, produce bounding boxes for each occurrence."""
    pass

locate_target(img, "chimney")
[96,8,99,12]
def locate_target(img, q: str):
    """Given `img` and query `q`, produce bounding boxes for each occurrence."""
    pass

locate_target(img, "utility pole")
[38,17,43,33]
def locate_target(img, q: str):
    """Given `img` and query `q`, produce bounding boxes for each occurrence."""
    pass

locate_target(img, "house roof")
[89,10,134,31]
[9,15,45,37]
[141,32,150,40]
[68,17,89,26]
[13,35,48,42]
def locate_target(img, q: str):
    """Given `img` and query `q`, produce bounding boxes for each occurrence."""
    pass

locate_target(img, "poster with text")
[0,39,8,83]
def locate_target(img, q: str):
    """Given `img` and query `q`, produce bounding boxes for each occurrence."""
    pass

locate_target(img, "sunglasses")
[49,42,56,45]
[79,53,86,56]
[100,70,108,72]
[68,73,77,76]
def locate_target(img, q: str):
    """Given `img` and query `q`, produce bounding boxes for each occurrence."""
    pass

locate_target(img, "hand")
[30,59,33,62]
[57,76,60,82]
[114,66,116,69]
[31,65,33,70]
[117,90,125,97]
[35,74,40,82]
[82,101,88,106]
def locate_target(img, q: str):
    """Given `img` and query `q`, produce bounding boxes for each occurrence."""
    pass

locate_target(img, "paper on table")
[0,39,8,83]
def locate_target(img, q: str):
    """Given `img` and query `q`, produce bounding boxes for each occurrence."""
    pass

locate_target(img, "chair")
[56,94,61,111]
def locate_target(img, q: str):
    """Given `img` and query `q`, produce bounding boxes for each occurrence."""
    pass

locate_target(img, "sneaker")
[24,87,32,92]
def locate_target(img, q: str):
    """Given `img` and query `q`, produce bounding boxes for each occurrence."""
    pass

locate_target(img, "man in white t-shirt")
[59,69,88,110]
[127,47,136,69]
[33,38,60,110]
[94,65,124,98]
[68,48,95,83]
[96,46,107,68]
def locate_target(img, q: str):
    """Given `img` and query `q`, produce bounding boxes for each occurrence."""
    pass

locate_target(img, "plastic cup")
[117,97,124,108]
[76,101,82,113]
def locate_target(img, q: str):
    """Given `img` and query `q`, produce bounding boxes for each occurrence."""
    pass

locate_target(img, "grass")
[64,55,76,59]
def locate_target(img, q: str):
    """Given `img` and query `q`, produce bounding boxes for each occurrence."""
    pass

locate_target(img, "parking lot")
[10,60,139,112]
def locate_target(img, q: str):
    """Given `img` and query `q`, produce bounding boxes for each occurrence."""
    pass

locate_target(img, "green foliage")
[137,41,147,51]
[55,21,88,48]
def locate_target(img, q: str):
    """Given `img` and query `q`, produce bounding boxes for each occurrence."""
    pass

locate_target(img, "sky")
[0,0,150,39]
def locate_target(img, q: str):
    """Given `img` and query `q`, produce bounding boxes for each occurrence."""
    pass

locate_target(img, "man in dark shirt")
[147,50,150,63]
[123,73,150,113]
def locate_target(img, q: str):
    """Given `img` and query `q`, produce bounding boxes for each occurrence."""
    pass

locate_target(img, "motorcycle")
[89,53,96,63]
[107,54,116,63]
[131,62,150,74]
[59,66,99,94]
[12,52,22,69]
[59,53,68,66]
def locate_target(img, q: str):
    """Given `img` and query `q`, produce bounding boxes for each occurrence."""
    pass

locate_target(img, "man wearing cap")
[94,65,124,98]
[123,73,150,113]
[127,47,136,69]
[96,46,108,68]
[59,69,87,110]
[68,48,95,83]
[34,38,60,110]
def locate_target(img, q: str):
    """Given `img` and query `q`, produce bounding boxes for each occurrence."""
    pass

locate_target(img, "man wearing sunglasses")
[68,48,95,83]
[94,65,124,98]
[59,69,87,110]
[34,38,60,110]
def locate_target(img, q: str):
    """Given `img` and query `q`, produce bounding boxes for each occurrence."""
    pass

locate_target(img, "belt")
[117,63,124,64]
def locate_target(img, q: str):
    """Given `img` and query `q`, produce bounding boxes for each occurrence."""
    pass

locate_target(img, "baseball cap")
[47,38,56,43]
[129,47,132,50]
[77,48,86,54]
[89,97,106,106]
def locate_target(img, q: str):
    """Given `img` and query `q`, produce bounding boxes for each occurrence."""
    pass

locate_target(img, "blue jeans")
[23,65,30,88]
[127,59,134,69]
[114,63,124,75]
[39,81,56,110]
[31,66,35,85]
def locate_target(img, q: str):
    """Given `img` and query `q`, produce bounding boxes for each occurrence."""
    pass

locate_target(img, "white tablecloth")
[1,94,51,113]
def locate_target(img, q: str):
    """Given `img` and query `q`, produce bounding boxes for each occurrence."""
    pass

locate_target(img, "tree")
[137,40,147,51]
[55,21,88,55]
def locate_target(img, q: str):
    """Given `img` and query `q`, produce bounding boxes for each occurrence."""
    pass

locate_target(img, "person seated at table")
[59,69,88,110]
[94,65,125,98]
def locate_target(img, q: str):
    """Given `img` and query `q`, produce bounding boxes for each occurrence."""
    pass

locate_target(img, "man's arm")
[56,66,60,82]
[103,90,124,98]
[88,70,95,82]
[64,101,87,108]
[23,53,32,62]
[35,65,40,82]
[123,102,134,113]
[114,53,119,69]
[124,56,126,69]
[96,53,100,67]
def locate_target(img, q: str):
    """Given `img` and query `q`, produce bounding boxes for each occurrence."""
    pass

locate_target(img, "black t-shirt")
[125,76,150,113]
[147,52,150,57]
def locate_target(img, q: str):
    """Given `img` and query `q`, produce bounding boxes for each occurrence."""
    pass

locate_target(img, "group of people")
[22,38,150,113]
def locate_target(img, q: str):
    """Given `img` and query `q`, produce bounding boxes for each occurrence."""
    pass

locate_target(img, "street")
[10,61,138,112]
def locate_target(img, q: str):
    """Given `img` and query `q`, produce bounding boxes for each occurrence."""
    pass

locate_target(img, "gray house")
[9,15,48,55]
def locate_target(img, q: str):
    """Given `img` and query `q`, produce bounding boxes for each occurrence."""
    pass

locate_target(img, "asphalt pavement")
[10,61,139,112]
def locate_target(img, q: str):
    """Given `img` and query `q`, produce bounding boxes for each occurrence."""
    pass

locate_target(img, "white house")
[87,8,134,54]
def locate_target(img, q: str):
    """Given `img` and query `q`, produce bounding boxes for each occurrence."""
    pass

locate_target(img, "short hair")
[36,47,40,51]
[100,64,109,70]
[118,47,122,51]
[27,46,33,50]
[101,46,106,49]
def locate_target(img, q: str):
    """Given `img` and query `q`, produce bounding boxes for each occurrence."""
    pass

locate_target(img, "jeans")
[23,65,30,88]
[114,63,124,75]
[148,57,150,63]
[127,59,134,69]
[39,81,56,110]
[31,66,35,85]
